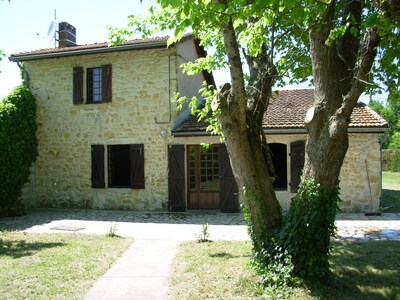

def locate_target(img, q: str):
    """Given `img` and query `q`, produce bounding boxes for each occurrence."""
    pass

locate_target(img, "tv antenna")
[46,10,58,47]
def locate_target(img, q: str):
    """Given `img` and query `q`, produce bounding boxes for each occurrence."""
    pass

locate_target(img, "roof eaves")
[263,128,308,134]
[348,127,389,133]
[172,131,214,137]
[9,40,169,62]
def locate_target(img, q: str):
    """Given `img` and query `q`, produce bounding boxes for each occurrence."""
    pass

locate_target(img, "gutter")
[347,127,389,133]
[173,126,388,137]
[9,41,168,62]
[172,131,212,137]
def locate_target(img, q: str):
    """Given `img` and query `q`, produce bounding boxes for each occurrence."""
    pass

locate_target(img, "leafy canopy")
[109,0,316,88]
[110,0,399,101]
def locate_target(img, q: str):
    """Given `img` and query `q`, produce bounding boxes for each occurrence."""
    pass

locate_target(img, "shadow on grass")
[381,189,400,213]
[307,241,400,300]
[208,250,251,259]
[209,252,235,258]
[0,238,65,259]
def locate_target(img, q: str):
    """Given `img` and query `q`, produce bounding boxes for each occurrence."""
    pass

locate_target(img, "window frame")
[73,64,112,105]
[87,67,103,104]
[268,143,288,191]
[91,143,145,189]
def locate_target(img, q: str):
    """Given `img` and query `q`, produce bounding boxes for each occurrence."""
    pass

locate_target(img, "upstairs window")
[73,64,112,105]
[87,67,102,103]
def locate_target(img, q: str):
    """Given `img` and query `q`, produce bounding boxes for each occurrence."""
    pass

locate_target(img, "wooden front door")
[168,145,186,212]
[187,145,220,209]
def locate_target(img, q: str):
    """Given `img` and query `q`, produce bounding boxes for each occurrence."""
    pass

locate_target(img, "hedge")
[0,86,37,217]
[382,149,400,172]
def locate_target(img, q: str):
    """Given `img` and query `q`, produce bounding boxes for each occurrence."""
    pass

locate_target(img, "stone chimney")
[58,22,77,48]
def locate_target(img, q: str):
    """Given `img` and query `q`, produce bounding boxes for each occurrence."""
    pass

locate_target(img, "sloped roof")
[173,89,388,135]
[9,35,173,62]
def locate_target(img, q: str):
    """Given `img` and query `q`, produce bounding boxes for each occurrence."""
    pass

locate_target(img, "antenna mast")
[54,9,57,47]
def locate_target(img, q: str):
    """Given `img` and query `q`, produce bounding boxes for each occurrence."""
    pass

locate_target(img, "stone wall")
[22,47,180,210]
[20,45,383,212]
[269,132,382,212]
[340,133,382,212]
[173,133,383,212]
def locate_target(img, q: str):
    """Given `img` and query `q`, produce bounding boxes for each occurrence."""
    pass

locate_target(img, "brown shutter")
[290,140,306,192]
[219,144,239,212]
[130,144,144,189]
[168,145,186,212]
[102,64,112,102]
[91,145,105,188]
[73,67,84,104]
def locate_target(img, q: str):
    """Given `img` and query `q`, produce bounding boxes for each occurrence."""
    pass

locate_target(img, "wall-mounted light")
[160,129,169,138]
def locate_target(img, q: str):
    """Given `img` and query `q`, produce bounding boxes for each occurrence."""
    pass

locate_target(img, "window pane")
[88,67,102,103]
[200,146,220,191]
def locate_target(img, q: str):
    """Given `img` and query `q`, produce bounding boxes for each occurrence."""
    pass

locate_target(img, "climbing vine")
[246,180,340,287]
[0,86,37,216]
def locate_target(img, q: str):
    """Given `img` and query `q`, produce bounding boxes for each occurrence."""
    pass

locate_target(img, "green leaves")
[325,24,348,46]
[0,86,37,216]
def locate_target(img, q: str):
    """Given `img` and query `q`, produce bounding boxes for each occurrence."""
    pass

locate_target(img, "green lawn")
[0,230,133,300]
[169,241,400,300]
[381,171,400,213]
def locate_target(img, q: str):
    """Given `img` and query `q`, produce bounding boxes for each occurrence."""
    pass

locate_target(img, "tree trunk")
[216,16,282,250]
[221,116,282,250]
[304,0,380,194]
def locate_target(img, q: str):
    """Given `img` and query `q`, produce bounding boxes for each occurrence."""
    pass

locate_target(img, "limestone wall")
[22,47,180,210]
[268,132,382,212]
[339,133,382,212]
[20,45,383,212]
[173,133,383,212]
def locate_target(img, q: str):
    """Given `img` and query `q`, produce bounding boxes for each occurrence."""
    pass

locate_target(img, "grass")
[381,171,400,213]
[0,230,133,300]
[169,241,400,300]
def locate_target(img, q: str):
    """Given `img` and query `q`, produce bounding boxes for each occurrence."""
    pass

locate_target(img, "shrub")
[0,86,37,216]
[382,149,400,172]
[248,180,340,287]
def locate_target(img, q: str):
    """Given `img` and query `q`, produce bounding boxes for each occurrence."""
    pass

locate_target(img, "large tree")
[112,0,400,281]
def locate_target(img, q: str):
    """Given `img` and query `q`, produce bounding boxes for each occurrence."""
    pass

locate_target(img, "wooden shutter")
[290,140,306,192]
[73,67,84,104]
[219,144,239,212]
[91,145,105,188]
[130,144,144,189]
[102,64,112,102]
[168,145,186,212]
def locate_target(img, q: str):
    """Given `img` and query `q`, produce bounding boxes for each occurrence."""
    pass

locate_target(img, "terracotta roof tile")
[174,89,388,134]
[10,36,171,60]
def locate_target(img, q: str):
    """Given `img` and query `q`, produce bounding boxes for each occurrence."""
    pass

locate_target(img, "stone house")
[174,89,388,212]
[10,23,388,213]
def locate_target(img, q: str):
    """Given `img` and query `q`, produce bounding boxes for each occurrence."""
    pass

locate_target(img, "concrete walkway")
[86,239,177,300]
[1,209,400,300]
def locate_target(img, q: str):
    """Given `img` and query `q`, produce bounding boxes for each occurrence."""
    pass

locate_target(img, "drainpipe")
[155,54,176,124]
[379,132,389,211]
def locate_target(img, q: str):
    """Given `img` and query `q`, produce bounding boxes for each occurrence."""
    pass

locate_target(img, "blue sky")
[0,0,150,99]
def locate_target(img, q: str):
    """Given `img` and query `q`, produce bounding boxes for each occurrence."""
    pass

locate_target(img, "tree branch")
[337,0,363,69]
[216,3,247,128]
[342,26,381,114]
